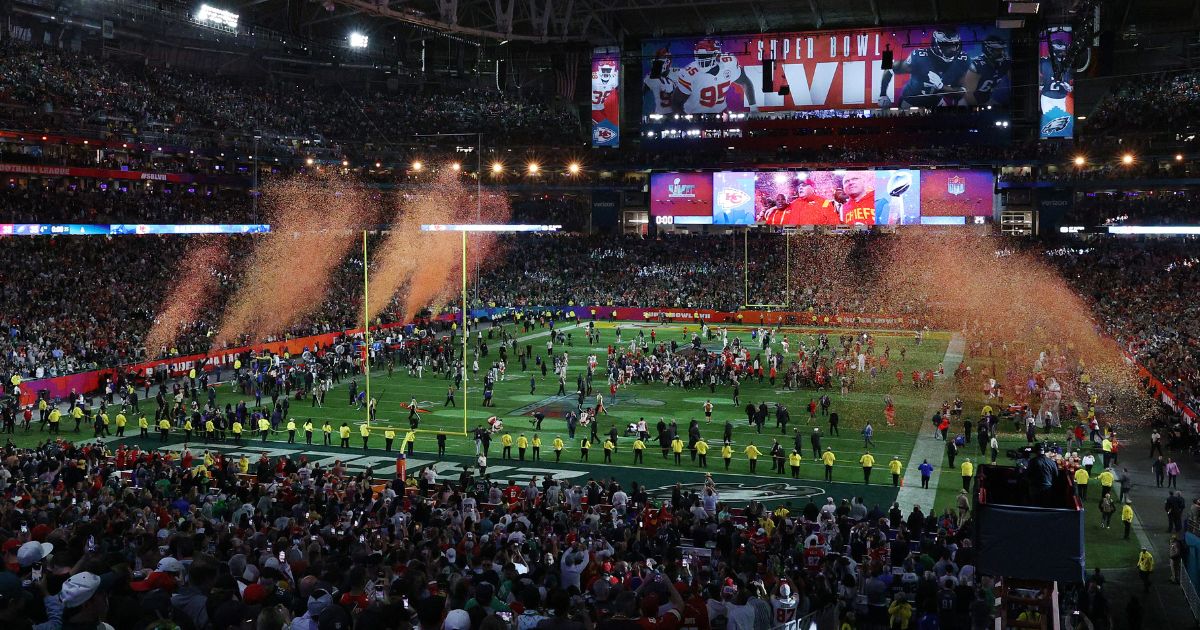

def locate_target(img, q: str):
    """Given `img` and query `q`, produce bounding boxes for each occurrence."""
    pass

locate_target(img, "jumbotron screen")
[651,169,993,225]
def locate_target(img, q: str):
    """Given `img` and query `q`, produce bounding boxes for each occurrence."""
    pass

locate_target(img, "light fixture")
[567,162,580,175]
[451,162,461,172]
[349,32,368,49]
[305,157,314,166]
[412,160,423,171]
[1073,156,1086,167]
[375,162,382,168]
[1176,154,1184,162]
[491,162,503,174]
[527,162,539,175]
[342,160,350,167]
[1122,153,1134,165]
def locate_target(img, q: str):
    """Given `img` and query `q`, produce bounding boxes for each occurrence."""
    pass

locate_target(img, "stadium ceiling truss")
[320,0,975,43]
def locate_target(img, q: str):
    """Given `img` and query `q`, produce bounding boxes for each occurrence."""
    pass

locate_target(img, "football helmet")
[982,35,1008,62]
[598,62,616,80]
[694,39,720,70]
[930,30,962,62]
[1050,38,1069,62]
[654,47,673,74]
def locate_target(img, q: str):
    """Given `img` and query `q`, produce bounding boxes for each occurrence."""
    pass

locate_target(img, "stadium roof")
[228,0,1084,44]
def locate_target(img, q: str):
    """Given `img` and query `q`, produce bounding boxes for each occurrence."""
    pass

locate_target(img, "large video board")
[653,169,993,226]
[641,25,1010,118]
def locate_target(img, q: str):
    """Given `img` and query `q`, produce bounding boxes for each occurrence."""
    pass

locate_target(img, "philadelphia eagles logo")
[1040,115,1071,136]
[646,482,824,504]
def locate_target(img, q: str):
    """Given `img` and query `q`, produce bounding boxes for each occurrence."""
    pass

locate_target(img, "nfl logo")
[947,176,965,196]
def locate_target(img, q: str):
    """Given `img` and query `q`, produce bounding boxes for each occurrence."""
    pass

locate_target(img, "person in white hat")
[59,572,116,629]
[16,540,52,571]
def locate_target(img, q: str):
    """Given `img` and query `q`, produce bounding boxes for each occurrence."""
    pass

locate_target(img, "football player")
[878,29,969,109]
[591,60,619,122]
[1039,35,1073,118]
[963,35,1011,107]
[643,48,680,115]
[672,39,758,114]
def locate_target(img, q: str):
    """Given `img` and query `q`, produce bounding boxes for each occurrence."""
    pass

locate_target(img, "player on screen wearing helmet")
[591,60,620,122]
[771,579,800,630]
[877,29,969,109]
[963,34,1011,107]
[1039,35,1073,118]
[672,39,758,114]
[644,48,681,115]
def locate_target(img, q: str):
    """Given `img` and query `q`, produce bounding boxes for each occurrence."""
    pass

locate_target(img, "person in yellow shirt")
[360,423,371,449]
[111,411,124,437]
[339,423,351,448]
[603,438,615,463]
[99,412,110,437]
[860,451,875,484]
[1101,436,1113,468]
[961,458,974,491]
[238,454,250,475]
[404,429,416,455]
[71,406,84,433]
[37,399,48,427]
[303,420,314,445]
[205,418,216,441]
[821,448,836,482]
[789,449,802,478]
[531,434,542,460]
[1074,467,1090,501]
[744,443,762,473]
[1122,499,1135,540]
[322,421,333,446]
[518,434,530,461]
[286,419,297,444]
[553,436,564,462]
[232,420,243,444]
[384,429,396,451]
[889,456,903,487]
[258,417,270,442]
[501,433,514,460]
[722,441,733,470]
[1098,468,1115,499]
[1138,547,1154,592]
[158,417,171,442]
[671,436,685,465]
[183,418,193,442]
[47,408,61,435]
[695,439,709,468]
[632,437,646,464]
[580,438,590,461]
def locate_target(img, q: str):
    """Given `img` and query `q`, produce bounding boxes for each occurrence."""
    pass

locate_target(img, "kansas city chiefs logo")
[593,127,616,143]
[646,482,823,504]
[1041,115,1072,135]
[717,187,751,211]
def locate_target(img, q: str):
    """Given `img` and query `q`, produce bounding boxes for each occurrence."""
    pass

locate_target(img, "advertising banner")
[0,162,246,185]
[650,172,714,224]
[641,24,1010,118]
[1039,27,1075,139]
[919,169,994,217]
[591,46,621,147]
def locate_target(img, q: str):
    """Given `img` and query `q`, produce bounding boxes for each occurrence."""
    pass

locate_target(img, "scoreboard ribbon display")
[1038,27,1075,139]
[591,46,621,148]
[640,24,1010,119]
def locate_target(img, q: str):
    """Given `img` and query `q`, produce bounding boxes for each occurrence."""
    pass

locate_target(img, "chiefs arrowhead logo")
[593,126,616,144]
[716,187,751,211]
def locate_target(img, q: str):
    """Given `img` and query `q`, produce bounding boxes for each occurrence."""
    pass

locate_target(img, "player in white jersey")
[643,48,680,114]
[770,580,799,630]
[591,62,619,114]
[672,39,757,114]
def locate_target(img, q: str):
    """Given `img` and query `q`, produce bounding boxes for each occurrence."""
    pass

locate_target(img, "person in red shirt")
[677,582,710,630]
[599,573,685,630]
[504,480,522,506]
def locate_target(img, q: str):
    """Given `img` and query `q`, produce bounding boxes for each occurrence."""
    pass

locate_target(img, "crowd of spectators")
[0,185,256,224]
[0,41,580,154]
[0,436,1018,630]
[1064,191,1200,226]
[1086,72,1200,133]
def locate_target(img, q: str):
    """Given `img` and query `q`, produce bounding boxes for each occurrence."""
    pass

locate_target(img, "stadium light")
[342,160,350,167]
[305,157,314,166]
[412,160,424,172]
[1122,153,1134,165]
[527,162,539,175]
[197,4,239,29]
[1073,156,1086,167]
[450,162,461,172]
[491,162,504,174]
[567,162,581,175]
[348,32,368,49]
[375,162,382,168]
[1177,154,1185,162]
